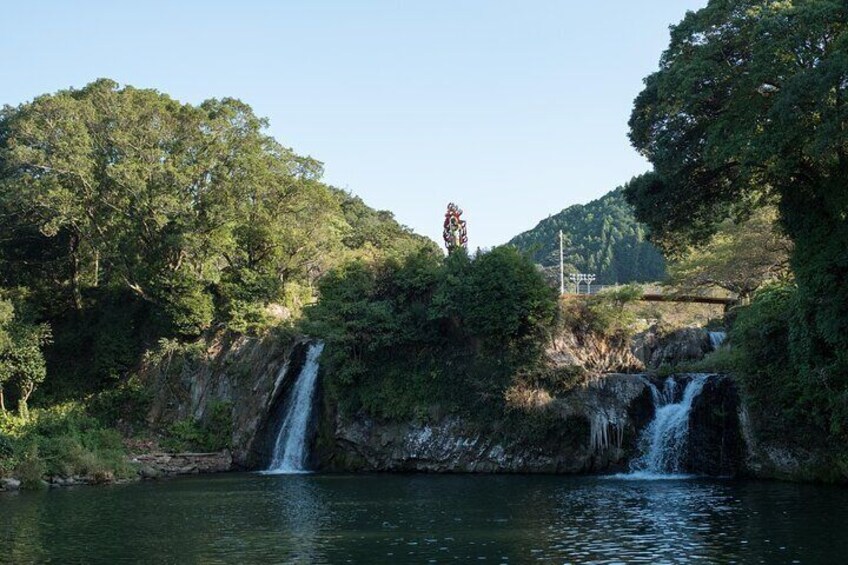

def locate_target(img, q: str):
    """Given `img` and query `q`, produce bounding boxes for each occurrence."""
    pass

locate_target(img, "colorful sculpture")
[443,202,468,254]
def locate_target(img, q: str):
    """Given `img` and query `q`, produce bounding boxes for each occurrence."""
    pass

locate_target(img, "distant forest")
[508,188,666,285]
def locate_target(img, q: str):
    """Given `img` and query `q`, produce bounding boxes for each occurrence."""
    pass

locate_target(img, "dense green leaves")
[668,206,792,300]
[628,0,848,449]
[509,188,666,284]
[306,247,558,421]
[0,79,433,405]
[0,296,51,415]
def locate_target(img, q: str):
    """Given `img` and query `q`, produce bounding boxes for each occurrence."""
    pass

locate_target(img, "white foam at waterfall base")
[263,342,325,475]
[608,375,712,481]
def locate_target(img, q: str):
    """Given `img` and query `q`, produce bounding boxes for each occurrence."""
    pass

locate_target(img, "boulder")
[633,326,712,370]
[687,375,744,475]
[1,477,21,491]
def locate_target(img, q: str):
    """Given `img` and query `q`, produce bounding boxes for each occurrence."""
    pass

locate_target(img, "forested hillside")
[0,79,434,406]
[508,188,666,285]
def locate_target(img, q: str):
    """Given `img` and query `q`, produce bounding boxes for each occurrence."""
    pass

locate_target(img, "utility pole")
[559,230,564,295]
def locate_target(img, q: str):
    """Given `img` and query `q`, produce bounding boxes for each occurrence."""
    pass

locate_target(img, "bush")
[0,403,134,486]
[86,376,151,430]
[162,401,232,453]
[731,283,848,446]
[306,246,558,423]
[559,286,641,338]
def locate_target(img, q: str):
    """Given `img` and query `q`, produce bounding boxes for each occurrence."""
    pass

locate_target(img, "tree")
[626,0,848,363]
[668,207,792,301]
[0,297,51,416]
[0,298,14,413]
[0,80,428,338]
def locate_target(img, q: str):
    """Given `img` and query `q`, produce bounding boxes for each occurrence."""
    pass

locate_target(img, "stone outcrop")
[131,451,233,477]
[0,478,21,491]
[687,374,744,475]
[144,332,310,468]
[318,374,656,474]
[546,324,716,374]
[632,326,713,370]
[546,331,642,373]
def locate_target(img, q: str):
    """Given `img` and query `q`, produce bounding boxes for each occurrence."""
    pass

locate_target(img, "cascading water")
[708,331,726,350]
[265,341,325,475]
[625,374,711,479]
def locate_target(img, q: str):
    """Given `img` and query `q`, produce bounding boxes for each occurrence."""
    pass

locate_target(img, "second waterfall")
[265,341,325,474]
[627,374,712,478]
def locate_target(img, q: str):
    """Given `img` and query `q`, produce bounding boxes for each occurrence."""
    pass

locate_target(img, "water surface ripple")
[1,474,845,564]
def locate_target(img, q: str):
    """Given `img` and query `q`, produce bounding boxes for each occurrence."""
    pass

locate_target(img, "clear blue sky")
[1,0,707,248]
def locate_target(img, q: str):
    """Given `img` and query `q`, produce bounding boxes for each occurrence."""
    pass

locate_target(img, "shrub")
[0,403,134,485]
[162,401,232,453]
[86,376,151,430]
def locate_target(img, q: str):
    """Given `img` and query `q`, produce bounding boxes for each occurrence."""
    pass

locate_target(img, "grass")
[0,403,135,488]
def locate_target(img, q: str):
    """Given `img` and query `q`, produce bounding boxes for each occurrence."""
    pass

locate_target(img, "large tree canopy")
[0,80,429,338]
[627,0,848,354]
[668,206,792,300]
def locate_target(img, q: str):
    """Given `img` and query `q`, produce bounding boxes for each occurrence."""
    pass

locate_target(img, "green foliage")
[0,294,51,415]
[161,401,232,453]
[627,0,848,463]
[668,207,792,300]
[0,433,13,459]
[509,188,666,284]
[86,376,151,431]
[0,403,133,485]
[559,286,642,338]
[731,283,848,449]
[306,246,558,422]
[0,79,432,415]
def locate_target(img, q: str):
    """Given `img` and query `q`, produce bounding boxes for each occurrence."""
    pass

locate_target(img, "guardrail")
[563,284,738,307]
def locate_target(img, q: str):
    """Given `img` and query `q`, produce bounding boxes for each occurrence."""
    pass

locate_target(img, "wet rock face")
[632,327,713,371]
[319,374,657,474]
[687,375,744,475]
[144,334,307,469]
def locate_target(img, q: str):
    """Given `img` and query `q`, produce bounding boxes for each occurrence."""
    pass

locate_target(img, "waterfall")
[708,331,726,350]
[265,342,325,475]
[625,374,711,479]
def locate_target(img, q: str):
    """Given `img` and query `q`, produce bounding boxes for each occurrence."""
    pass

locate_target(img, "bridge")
[562,284,739,309]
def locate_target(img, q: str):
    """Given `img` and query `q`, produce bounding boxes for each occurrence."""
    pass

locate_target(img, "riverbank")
[0,449,233,492]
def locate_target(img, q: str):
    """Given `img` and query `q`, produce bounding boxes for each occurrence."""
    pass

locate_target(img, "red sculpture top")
[443,202,468,253]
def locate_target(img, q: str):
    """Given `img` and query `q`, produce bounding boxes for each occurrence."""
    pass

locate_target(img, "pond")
[1,473,846,563]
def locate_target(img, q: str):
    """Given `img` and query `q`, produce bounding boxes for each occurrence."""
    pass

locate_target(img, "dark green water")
[1,473,846,564]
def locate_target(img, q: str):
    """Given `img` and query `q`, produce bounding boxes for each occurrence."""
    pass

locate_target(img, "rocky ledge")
[319,374,656,474]
[132,451,233,479]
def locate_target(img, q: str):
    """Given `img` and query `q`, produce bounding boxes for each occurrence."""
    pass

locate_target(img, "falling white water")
[265,342,325,475]
[708,331,727,350]
[625,374,711,479]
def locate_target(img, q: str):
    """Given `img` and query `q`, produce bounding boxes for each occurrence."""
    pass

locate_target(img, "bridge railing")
[565,284,664,296]
[564,284,735,300]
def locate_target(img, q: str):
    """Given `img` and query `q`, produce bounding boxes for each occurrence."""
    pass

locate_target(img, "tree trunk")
[70,232,83,310]
[0,387,5,414]
[18,382,33,418]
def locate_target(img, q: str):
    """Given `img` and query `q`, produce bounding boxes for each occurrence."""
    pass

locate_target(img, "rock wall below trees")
[141,327,841,482]
[316,374,656,474]
[143,331,309,469]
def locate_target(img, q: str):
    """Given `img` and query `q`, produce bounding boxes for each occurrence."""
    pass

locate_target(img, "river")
[1,473,846,563]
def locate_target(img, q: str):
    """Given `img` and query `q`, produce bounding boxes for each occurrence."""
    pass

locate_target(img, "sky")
[1,0,708,249]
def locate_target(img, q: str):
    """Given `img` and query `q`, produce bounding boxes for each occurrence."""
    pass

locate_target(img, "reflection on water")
[1,473,846,563]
